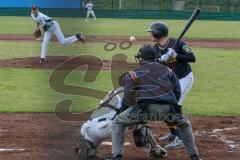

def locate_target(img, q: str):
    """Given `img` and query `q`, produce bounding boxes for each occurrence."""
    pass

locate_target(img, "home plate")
[102,142,131,146]
[0,148,26,152]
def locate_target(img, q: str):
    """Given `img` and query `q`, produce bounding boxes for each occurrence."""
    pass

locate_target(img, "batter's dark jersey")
[152,38,196,79]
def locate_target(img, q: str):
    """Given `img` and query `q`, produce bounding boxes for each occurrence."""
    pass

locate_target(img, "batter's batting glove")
[167,48,177,58]
[159,48,177,63]
[159,53,170,62]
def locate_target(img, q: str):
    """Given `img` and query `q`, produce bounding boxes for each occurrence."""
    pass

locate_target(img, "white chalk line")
[0,130,26,153]
[0,148,26,153]
[212,127,238,133]
[195,127,239,151]
[102,142,131,146]
[0,130,8,132]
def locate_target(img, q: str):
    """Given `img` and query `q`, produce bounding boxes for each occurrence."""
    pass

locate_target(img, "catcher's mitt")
[34,29,42,39]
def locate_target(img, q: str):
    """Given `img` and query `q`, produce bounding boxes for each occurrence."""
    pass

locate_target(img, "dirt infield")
[0,34,240,49]
[0,114,239,160]
[0,56,137,70]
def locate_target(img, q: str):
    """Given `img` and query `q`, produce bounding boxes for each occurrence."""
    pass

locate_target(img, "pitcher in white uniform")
[85,1,97,22]
[31,5,85,64]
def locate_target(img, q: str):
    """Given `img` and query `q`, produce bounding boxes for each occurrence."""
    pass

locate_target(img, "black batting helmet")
[146,22,169,39]
[135,45,156,62]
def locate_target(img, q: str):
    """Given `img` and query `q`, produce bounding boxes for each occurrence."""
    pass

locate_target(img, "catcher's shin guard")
[133,124,167,158]
[145,127,167,158]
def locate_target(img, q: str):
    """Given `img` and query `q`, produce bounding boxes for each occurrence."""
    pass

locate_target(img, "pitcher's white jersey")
[31,12,82,61]
[31,12,52,27]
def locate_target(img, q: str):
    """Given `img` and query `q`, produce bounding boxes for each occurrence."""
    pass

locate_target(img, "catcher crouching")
[76,70,167,159]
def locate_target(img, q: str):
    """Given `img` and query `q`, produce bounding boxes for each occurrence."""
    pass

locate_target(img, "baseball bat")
[172,8,201,48]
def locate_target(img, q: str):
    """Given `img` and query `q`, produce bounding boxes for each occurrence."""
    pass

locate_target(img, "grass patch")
[0,47,240,115]
[0,16,239,39]
[0,68,113,112]
[0,41,138,61]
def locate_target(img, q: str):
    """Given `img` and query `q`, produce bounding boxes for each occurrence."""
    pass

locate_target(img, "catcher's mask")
[135,45,157,64]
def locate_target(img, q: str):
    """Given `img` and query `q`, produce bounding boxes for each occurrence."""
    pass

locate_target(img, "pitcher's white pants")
[178,72,194,105]
[41,21,78,59]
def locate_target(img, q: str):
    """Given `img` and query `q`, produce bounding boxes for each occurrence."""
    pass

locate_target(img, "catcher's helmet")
[146,22,168,39]
[135,45,156,62]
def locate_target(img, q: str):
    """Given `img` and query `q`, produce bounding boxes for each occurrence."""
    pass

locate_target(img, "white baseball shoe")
[159,133,175,142]
[165,136,184,150]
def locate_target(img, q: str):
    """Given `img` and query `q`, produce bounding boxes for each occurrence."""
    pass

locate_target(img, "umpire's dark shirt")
[152,38,196,79]
[123,62,181,107]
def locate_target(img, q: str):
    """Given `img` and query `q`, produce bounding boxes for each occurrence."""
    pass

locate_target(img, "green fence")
[84,0,240,12]
[0,7,240,21]
[93,9,240,20]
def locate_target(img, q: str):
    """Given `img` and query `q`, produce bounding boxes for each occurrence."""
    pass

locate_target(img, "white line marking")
[196,127,240,151]
[213,127,238,133]
[102,142,131,146]
[0,148,25,152]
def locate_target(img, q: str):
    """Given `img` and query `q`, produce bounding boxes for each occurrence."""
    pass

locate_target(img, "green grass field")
[0,17,239,116]
[0,41,240,115]
[0,16,240,39]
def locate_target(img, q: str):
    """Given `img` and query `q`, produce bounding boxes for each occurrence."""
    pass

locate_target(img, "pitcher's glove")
[34,29,42,39]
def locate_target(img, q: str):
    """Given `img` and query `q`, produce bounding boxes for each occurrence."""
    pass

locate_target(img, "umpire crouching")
[110,45,200,160]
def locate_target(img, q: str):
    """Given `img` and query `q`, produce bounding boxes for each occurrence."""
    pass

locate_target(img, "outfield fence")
[89,0,240,13]
[0,0,240,20]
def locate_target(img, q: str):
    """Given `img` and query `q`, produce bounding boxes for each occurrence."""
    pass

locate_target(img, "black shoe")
[40,58,45,64]
[191,155,202,160]
[107,154,123,160]
[76,32,85,43]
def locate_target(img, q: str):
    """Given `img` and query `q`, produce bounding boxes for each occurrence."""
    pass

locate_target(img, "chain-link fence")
[83,0,240,13]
